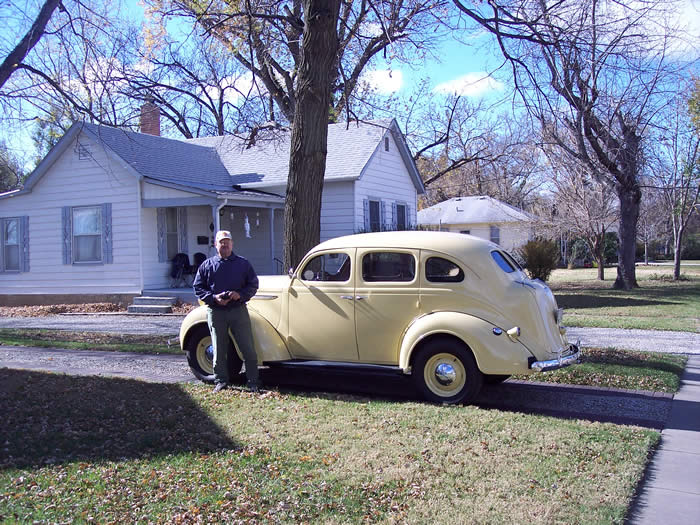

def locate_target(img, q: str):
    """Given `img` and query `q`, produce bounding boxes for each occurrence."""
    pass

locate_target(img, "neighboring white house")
[417,196,534,252]
[0,117,424,304]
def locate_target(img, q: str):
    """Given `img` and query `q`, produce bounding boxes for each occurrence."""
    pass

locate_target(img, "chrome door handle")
[340,295,354,300]
[355,296,366,300]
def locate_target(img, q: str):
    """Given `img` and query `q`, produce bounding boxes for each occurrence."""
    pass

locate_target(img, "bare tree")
[454,0,692,289]
[649,88,700,279]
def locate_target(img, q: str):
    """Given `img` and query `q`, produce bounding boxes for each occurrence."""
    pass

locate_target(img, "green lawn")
[549,263,700,332]
[0,369,660,524]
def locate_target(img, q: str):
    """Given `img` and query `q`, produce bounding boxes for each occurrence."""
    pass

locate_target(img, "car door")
[354,248,420,365]
[287,250,359,361]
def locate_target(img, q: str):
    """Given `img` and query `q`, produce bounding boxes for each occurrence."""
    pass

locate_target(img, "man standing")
[193,230,261,393]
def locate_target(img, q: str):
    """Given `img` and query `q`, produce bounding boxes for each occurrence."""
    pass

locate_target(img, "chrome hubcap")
[435,363,457,385]
[196,337,214,374]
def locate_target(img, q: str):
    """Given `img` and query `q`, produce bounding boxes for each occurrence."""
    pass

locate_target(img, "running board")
[263,360,405,376]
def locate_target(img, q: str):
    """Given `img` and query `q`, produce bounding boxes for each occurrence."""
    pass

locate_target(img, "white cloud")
[433,73,504,97]
[364,69,404,94]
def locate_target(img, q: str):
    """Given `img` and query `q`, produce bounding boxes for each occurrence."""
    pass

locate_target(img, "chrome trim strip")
[251,294,278,300]
[530,342,581,372]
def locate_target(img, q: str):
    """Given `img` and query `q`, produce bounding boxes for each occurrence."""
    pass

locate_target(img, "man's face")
[216,238,233,258]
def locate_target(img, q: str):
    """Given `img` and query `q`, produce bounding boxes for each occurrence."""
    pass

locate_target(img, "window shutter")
[62,206,72,264]
[157,208,166,262]
[380,201,386,231]
[20,216,29,272]
[363,198,370,232]
[177,207,188,253]
[391,202,397,230]
[102,203,112,263]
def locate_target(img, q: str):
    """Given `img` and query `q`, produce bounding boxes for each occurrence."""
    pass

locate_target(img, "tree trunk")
[673,225,685,280]
[283,0,340,271]
[613,186,641,290]
[596,254,605,280]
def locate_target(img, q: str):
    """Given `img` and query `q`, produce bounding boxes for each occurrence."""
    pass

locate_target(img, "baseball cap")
[215,230,232,242]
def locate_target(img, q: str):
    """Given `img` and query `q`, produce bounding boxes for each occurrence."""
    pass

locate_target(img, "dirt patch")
[0,301,196,318]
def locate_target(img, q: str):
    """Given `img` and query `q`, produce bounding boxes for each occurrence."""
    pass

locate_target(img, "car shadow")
[0,369,238,470]
[554,293,672,309]
[259,368,672,429]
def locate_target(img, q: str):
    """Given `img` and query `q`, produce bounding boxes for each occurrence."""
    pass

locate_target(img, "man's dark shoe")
[213,382,229,393]
[246,381,263,393]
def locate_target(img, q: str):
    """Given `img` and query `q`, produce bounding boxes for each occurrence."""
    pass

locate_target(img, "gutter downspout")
[214,198,229,233]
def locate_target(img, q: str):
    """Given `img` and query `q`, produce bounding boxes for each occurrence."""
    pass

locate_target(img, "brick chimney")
[140,100,161,136]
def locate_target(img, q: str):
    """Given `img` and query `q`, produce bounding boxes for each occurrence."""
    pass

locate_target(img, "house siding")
[0,133,142,295]
[441,222,531,252]
[355,132,418,231]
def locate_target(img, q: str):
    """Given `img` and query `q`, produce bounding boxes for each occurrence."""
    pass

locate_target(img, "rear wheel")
[412,339,483,405]
[184,324,243,384]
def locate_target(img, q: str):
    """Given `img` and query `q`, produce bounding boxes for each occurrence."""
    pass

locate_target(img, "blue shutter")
[178,207,188,253]
[363,198,370,232]
[380,201,386,231]
[391,202,397,230]
[20,216,29,272]
[102,203,112,263]
[157,208,166,262]
[62,206,72,264]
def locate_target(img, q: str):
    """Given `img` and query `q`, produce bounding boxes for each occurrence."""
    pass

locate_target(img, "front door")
[287,250,359,361]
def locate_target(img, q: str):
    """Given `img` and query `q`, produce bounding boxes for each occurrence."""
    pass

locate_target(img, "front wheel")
[184,324,243,384]
[412,339,483,405]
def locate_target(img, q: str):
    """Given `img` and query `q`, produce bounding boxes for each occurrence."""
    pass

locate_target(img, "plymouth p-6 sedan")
[179,231,579,404]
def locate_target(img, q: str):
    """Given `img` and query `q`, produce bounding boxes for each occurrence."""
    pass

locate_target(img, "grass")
[0,329,180,355]
[549,263,700,332]
[0,369,660,524]
[515,347,687,393]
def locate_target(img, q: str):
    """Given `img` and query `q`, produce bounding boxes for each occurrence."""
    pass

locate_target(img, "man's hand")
[214,291,241,305]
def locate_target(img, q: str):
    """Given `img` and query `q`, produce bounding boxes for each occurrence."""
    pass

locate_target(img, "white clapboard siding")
[0,133,142,294]
[355,132,418,230]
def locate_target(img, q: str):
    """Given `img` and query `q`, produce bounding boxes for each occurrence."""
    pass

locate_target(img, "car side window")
[491,250,516,273]
[300,253,351,282]
[362,252,415,282]
[426,257,464,282]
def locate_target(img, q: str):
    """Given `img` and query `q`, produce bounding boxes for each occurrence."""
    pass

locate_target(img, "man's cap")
[215,230,232,242]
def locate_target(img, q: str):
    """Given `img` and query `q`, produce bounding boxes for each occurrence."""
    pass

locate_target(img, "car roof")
[313,231,499,259]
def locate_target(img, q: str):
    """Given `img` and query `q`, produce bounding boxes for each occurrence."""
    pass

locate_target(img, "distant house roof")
[417,196,533,225]
[10,118,423,200]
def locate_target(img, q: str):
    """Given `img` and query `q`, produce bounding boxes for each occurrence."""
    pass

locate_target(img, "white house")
[417,196,534,252]
[0,117,424,304]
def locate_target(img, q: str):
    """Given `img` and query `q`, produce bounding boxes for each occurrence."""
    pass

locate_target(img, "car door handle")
[355,296,366,300]
[340,295,366,301]
[340,295,354,300]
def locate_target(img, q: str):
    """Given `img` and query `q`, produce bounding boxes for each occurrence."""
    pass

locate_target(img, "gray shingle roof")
[418,196,532,225]
[80,123,235,192]
[188,119,396,187]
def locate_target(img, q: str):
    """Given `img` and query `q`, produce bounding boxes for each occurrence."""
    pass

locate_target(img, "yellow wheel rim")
[423,352,466,398]
[195,335,214,375]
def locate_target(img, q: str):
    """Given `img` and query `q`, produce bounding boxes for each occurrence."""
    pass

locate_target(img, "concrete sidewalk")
[627,354,700,524]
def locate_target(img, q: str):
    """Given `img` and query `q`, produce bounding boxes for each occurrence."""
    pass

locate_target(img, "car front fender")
[398,311,535,375]
[180,305,290,362]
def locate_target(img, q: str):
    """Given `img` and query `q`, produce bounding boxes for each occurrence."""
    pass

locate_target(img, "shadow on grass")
[0,369,238,470]
[259,367,671,428]
[554,293,671,309]
[581,351,687,375]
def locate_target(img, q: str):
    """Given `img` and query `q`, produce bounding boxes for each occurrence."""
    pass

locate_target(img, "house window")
[157,207,188,262]
[76,143,91,160]
[369,200,381,232]
[460,230,471,235]
[72,206,103,262]
[62,204,112,265]
[165,208,179,260]
[490,225,500,245]
[396,204,407,230]
[1,218,19,271]
[384,137,390,151]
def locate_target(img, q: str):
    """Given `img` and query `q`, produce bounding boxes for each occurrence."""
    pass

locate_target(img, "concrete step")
[127,304,173,314]
[132,296,177,306]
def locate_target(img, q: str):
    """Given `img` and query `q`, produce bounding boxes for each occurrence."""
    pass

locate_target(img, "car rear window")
[362,252,415,282]
[491,250,516,273]
[426,257,464,282]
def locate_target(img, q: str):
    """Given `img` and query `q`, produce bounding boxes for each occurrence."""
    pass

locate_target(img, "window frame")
[425,256,465,283]
[489,225,500,245]
[62,204,112,265]
[0,217,24,272]
[361,251,416,283]
[72,205,103,263]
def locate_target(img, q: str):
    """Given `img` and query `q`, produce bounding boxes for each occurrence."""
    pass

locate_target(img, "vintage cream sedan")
[179,231,579,404]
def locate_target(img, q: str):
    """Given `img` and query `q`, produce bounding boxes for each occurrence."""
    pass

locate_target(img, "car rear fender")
[399,311,534,375]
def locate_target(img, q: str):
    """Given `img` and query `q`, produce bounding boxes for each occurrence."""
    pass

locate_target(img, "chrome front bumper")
[530,341,581,372]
